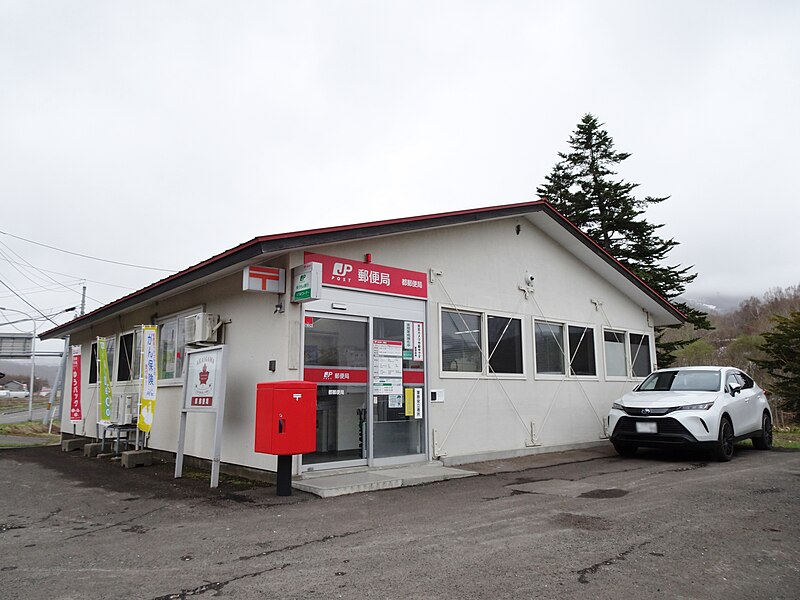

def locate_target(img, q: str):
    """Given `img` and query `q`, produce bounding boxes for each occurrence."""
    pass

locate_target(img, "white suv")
[607,366,773,461]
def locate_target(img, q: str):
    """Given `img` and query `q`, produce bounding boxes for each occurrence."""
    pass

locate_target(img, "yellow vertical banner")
[404,388,414,417]
[97,337,113,423]
[138,325,158,433]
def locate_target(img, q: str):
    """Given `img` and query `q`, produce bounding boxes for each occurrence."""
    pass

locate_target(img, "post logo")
[332,263,353,277]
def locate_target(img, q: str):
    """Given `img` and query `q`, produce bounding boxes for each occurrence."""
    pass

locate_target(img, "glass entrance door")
[300,295,427,469]
[371,318,425,460]
[302,315,368,467]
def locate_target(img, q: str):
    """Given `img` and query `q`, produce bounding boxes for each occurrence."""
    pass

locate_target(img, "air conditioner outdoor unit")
[112,393,140,424]
[184,313,220,344]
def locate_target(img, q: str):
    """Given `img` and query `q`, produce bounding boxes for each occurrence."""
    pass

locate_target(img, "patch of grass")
[180,467,270,489]
[0,398,50,413]
[0,420,60,437]
[773,426,800,449]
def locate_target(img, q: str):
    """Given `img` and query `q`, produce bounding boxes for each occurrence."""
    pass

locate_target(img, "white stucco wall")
[304,216,655,461]
[62,214,660,469]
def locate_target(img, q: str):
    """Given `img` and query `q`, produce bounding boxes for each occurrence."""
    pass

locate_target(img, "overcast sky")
[1,0,799,348]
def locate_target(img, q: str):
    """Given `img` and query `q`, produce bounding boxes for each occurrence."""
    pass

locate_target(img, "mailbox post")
[255,381,317,496]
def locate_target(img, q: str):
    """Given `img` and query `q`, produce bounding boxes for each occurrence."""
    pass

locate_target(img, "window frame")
[602,328,629,380]
[116,328,143,383]
[533,319,599,380]
[88,336,116,386]
[601,328,654,380]
[156,306,203,387]
[567,324,597,378]
[533,319,567,378]
[486,311,525,377]
[439,306,526,379]
[628,332,653,379]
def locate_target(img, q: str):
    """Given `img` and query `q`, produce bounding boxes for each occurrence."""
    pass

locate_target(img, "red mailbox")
[255,380,317,455]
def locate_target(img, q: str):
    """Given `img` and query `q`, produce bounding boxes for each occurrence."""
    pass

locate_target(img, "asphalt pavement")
[0,443,798,599]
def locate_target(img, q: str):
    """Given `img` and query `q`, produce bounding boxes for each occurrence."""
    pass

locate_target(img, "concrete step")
[294,463,477,498]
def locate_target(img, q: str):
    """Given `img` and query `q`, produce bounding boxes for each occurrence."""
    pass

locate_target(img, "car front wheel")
[752,412,773,450]
[714,417,735,462]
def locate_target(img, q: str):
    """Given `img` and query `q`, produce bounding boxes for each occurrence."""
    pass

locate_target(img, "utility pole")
[80,285,86,316]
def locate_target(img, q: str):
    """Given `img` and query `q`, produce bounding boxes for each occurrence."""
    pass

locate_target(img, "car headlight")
[611,402,624,411]
[677,401,715,411]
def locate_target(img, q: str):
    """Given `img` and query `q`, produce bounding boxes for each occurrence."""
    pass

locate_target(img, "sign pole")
[174,411,188,479]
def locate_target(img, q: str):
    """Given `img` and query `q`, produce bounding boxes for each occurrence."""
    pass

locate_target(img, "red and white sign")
[243,265,286,294]
[304,367,369,384]
[304,253,427,299]
[69,345,82,423]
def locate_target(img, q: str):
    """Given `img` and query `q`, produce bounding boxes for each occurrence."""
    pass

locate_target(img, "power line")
[0,240,105,306]
[0,229,178,272]
[0,257,133,290]
[0,279,58,325]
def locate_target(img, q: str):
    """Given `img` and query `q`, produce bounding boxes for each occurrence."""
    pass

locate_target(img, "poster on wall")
[372,339,403,399]
[97,337,113,423]
[412,321,424,361]
[69,345,82,423]
[414,388,423,419]
[138,325,158,433]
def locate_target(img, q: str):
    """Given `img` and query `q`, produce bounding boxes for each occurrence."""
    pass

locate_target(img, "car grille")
[621,406,679,416]
[614,416,691,436]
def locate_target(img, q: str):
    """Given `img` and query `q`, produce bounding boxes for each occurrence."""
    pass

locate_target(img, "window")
[88,337,115,384]
[603,330,627,377]
[629,333,652,378]
[441,309,482,373]
[603,330,653,379]
[441,308,524,376]
[157,308,200,383]
[568,326,596,376]
[488,315,523,374]
[117,329,143,382]
[534,321,565,375]
[89,342,98,384]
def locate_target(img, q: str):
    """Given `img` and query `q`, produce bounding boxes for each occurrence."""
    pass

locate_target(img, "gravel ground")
[1,443,798,599]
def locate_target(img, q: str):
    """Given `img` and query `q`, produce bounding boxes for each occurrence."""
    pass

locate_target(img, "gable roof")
[41,200,684,339]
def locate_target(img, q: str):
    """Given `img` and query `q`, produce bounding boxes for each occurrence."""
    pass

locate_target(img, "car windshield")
[637,369,721,392]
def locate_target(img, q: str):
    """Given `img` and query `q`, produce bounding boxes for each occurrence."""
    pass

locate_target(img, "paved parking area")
[1,444,798,599]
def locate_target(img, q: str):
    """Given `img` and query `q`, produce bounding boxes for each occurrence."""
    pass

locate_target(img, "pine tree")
[537,114,711,366]
[752,312,800,412]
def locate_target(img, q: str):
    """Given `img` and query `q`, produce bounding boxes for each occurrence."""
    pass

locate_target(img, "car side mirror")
[729,382,743,396]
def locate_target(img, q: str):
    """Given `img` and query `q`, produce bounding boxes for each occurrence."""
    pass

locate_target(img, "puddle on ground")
[553,512,611,531]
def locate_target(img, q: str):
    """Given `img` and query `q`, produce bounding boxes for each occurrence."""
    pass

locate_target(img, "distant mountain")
[678,294,747,315]
[0,359,62,386]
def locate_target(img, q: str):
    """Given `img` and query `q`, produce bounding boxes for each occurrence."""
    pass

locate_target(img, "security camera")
[524,273,535,285]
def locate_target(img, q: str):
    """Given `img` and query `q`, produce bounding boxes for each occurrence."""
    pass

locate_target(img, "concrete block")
[83,443,103,458]
[61,438,88,452]
[121,450,153,468]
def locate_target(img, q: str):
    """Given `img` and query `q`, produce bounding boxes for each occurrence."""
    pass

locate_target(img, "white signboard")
[243,265,286,294]
[175,345,229,488]
[291,262,322,303]
[414,388,423,419]
[412,321,424,361]
[184,346,224,411]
